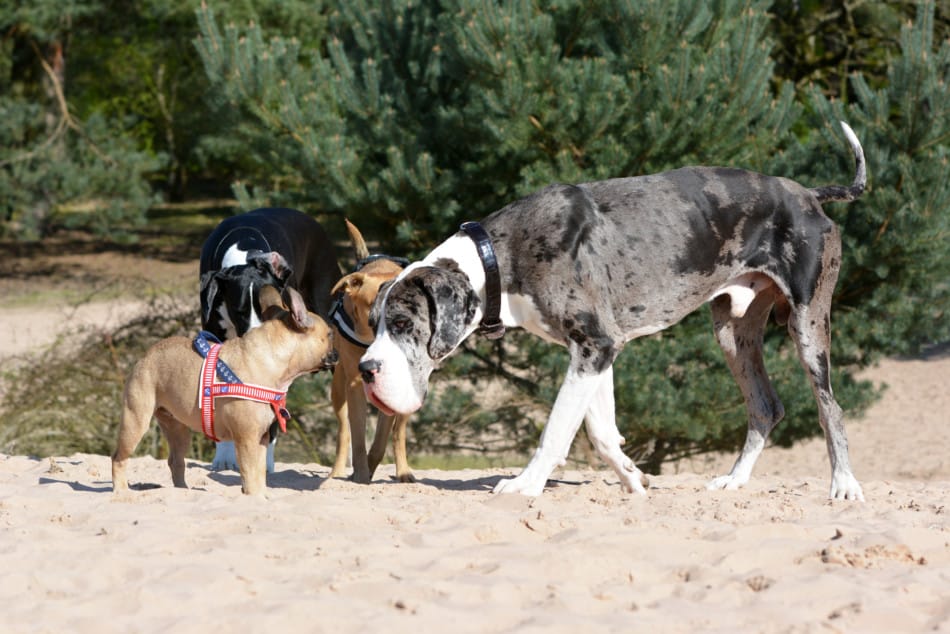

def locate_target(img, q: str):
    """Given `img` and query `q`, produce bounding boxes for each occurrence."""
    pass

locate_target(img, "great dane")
[359,122,867,500]
[199,207,341,472]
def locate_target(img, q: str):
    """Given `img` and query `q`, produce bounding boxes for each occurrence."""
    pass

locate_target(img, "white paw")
[706,473,748,491]
[210,442,239,472]
[619,461,649,495]
[492,474,546,497]
[830,472,864,501]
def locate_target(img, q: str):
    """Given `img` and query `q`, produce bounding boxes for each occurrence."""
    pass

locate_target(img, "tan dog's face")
[331,259,405,344]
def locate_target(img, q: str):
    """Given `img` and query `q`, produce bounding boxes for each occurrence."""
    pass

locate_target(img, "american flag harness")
[192,331,290,442]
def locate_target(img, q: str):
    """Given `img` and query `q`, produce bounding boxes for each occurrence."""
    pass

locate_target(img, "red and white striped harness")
[199,341,289,442]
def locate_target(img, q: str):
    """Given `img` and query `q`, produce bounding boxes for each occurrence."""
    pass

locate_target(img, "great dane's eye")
[389,317,412,334]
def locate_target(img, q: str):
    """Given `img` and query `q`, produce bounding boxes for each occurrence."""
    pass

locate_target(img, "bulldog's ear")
[258,285,286,322]
[283,287,314,330]
[424,271,479,360]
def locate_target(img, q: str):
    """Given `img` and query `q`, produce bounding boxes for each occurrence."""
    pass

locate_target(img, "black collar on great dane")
[460,221,506,340]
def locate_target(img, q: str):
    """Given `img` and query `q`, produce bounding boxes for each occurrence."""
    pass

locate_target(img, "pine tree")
[0,1,160,239]
[195,0,946,470]
[800,0,950,361]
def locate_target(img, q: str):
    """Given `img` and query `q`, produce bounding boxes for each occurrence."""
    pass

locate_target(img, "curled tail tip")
[811,121,867,203]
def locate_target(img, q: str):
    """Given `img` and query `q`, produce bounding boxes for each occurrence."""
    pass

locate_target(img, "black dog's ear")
[200,271,217,326]
[423,270,479,360]
[249,251,293,284]
[199,270,221,327]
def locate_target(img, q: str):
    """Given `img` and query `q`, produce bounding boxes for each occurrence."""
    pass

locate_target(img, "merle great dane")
[200,207,341,471]
[359,122,867,500]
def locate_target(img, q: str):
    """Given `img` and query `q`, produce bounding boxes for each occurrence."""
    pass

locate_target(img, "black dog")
[199,207,341,471]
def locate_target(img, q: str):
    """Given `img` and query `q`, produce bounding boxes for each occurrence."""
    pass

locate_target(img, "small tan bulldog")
[328,220,414,484]
[112,286,337,495]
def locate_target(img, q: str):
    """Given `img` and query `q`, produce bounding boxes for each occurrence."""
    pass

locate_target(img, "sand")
[0,252,947,633]
[1,349,948,633]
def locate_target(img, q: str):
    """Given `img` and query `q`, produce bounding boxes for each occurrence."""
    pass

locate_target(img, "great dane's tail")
[810,121,867,203]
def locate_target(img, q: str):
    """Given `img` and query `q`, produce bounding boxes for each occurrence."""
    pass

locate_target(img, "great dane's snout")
[359,359,381,383]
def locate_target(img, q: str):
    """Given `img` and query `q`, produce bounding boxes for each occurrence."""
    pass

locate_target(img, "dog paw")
[829,473,865,501]
[493,475,545,497]
[706,474,747,491]
[618,461,649,495]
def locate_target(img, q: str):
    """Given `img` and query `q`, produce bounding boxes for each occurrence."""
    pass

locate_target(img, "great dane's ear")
[283,286,314,331]
[421,269,479,360]
[249,251,293,284]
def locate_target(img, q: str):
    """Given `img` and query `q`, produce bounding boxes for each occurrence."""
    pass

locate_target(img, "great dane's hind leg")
[788,298,863,501]
[493,367,606,496]
[583,366,648,494]
[707,291,785,491]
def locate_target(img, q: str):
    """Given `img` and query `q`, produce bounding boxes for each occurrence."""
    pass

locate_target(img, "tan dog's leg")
[390,414,415,483]
[112,376,156,492]
[329,369,352,478]
[367,412,392,478]
[367,412,415,483]
[234,432,269,495]
[156,411,192,488]
[346,379,372,483]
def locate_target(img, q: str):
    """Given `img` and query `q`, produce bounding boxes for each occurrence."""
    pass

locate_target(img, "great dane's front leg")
[583,367,649,495]
[493,367,606,496]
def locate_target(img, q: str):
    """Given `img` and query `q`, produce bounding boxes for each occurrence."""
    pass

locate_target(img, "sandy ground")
[0,251,948,633]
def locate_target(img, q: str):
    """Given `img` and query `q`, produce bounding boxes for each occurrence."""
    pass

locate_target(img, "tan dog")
[329,220,414,484]
[112,287,337,495]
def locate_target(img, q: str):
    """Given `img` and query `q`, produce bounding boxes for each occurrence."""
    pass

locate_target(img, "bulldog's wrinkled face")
[359,263,478,416]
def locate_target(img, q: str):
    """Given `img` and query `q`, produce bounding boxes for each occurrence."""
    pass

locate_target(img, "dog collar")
[328,298,371,349]
[356,253,411,270]
[460,221,505,340]
[193,332,290,442]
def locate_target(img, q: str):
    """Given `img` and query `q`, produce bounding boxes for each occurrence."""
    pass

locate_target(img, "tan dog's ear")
[345,218,370,261]
[331,272,366,297]
[259,285,286,321]
[284,287,314,330]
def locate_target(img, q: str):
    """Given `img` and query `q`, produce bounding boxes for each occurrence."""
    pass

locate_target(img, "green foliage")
[794,1,950,360]
[196,0,937,470]
[0,0,161,239]
[196,0,799,250]
[1,0,945,470]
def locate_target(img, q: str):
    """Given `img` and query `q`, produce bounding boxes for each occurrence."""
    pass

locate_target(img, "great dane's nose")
[359,359,381,383]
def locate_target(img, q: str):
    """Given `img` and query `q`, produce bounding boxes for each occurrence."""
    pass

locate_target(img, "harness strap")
[196,336,290,442]
[460,221,506,340]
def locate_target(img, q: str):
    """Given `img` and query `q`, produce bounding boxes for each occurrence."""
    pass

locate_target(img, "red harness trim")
[200,343,289,442]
